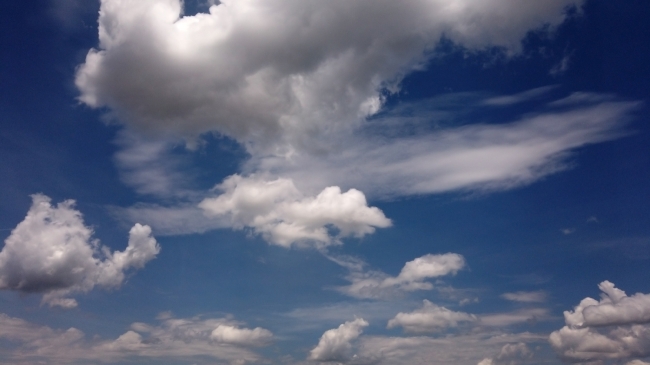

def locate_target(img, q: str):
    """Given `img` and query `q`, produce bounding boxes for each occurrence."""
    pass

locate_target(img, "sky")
[0,0,649,364]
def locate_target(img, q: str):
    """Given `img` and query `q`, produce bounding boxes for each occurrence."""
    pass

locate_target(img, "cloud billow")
[550,281,650,363]
[76,0,581,154]
[0,194,160,308]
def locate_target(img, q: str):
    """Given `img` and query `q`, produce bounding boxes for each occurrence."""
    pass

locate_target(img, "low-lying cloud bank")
[0,311,271,364]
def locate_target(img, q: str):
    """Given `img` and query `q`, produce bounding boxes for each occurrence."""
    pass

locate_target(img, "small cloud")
[561,228,576,235]
[587,216,599,223]
[501,291,547,303]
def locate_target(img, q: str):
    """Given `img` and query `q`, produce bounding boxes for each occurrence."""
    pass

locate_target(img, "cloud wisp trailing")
[0,194,159,308]
[330,253,466,299]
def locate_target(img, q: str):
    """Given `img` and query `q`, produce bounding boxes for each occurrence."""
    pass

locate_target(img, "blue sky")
[1,0,650,364]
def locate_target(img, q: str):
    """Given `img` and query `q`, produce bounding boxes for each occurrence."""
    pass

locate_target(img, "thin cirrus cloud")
[0,194,159,308]
[549,281,650,363]
[0,311,271,364]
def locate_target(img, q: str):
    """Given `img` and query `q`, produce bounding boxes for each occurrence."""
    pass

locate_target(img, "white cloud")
[564,281,650,327]
[387,300,477,333]
[210,325,273,346]
[76,0,580,153]
[333,253,465,299]
[308,318,368,362]
[549,281,650,363]
[261,99,638,198]
[501,291,548,303]
[0,312,271,364]
[199,174,391,247]
[0,194,159,308]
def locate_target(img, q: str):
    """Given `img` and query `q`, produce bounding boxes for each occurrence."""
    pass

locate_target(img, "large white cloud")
[308,318,369,362]
[0,194,159,308]
[334,253,466,299]
[199,174,391,247]
[0,312,271,364]
[387,300,477,333]
[76,0,581,153]
[549,281,650,363]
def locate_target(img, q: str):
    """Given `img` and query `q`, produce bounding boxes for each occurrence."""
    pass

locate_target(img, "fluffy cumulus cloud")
[387,300,477,333]
[549,281,650,363]
[335,253,465,299]
[210,324,273,347]
[308,318,368,362]
[76,0,581,152]
[0,312,271,364]
[199,174,391,247]
[0,194,159,308]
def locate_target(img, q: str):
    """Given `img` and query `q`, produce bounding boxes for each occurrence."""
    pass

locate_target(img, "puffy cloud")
[565,281,650,327]
[549,281,650,363]
[500,291,548,303]
[387,300,477,333]
[334,253,465,299]
[308,318,368,362]
[210,325,273,346]
[76,0,580,153]
[0,312,271,364]
[0,194,159,308]
[199,174,391,247]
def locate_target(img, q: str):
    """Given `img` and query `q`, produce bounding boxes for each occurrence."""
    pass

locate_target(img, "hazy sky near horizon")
[1,1,650,364]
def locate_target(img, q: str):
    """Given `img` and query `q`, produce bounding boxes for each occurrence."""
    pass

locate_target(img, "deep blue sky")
[1,1,649,364]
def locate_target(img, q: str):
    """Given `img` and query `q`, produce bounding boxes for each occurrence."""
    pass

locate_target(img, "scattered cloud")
[501,291,548,303]
[0,312,271,364]
[0,194,159,308]
[387,300,477,333]
[561,228,576,235]
[308,318,368,362]
[199,174,391,247]
[549,281,650,363]
[332,253,466,299]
